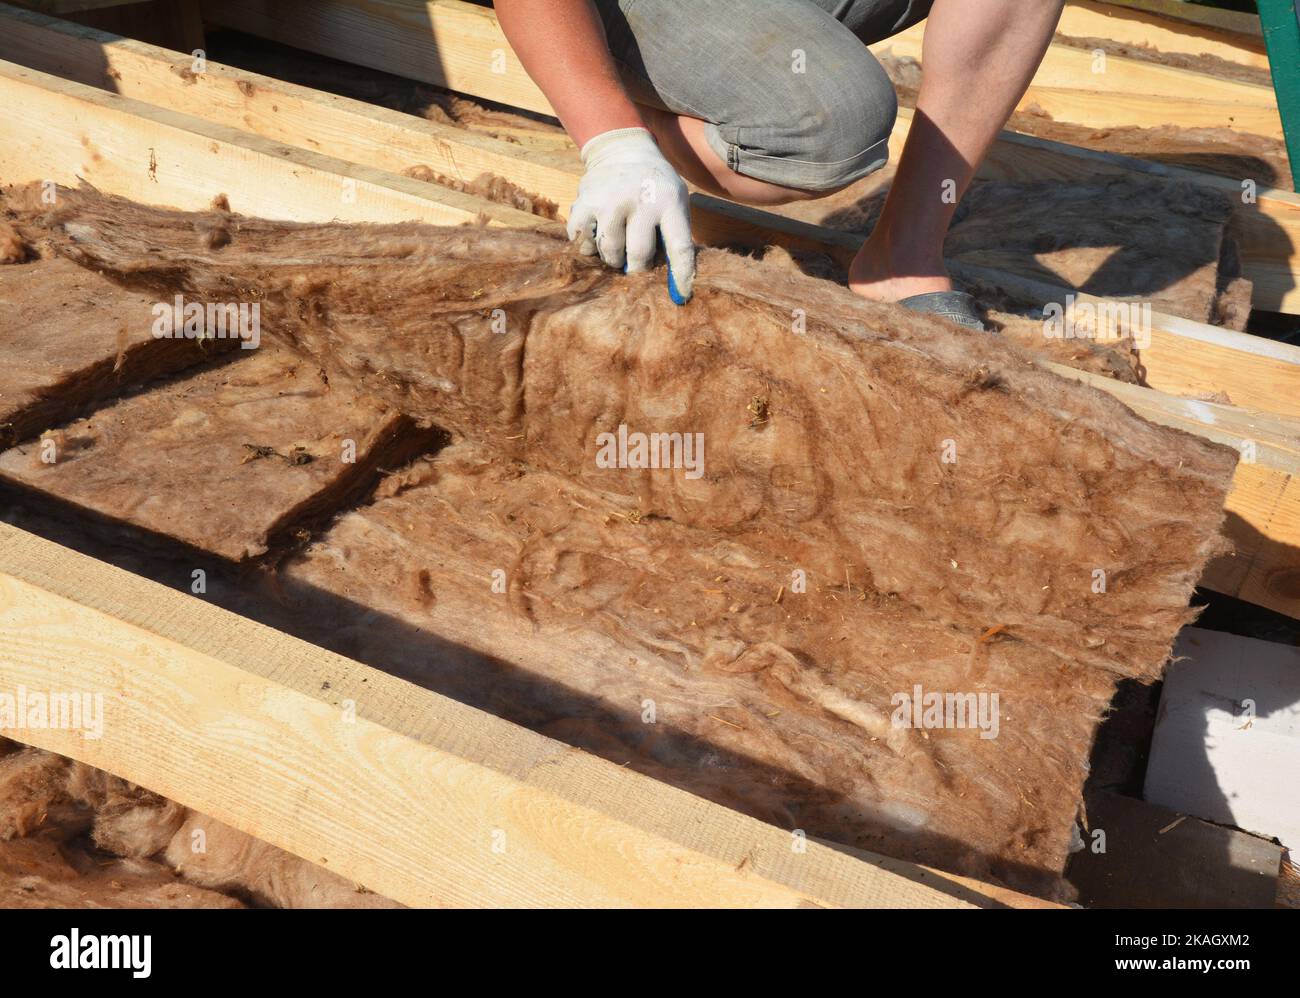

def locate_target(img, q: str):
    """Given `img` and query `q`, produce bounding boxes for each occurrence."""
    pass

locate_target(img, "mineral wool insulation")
[9,186,1238,899]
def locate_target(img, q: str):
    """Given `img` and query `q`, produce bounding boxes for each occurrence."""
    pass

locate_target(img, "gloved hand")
[567,127,695,304]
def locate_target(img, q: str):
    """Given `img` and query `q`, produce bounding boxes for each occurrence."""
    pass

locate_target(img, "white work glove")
[567,127,695,303]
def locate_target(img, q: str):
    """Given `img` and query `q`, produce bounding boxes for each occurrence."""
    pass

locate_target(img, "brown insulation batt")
[281,440,1121,896]
[776,173,1250,330]
[752,245,1144,383]
[10,186,1238,896]
[17,186,1238,674]
[0,739,400,908]
[0,345,438,562]
[0,254,228,449]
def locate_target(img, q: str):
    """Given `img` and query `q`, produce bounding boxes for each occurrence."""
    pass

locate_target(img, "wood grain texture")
[0,521,1034,908]
[1093,0,1263,38]
[872,17,1282,138]
[204,0,552,114]
[1059,2,1270,71]
[0,58,548,230]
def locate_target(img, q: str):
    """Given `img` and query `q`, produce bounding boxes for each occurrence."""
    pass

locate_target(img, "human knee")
[717,47,898,194]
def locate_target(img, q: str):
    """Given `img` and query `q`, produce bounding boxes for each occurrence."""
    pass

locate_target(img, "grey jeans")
[594,0,934,191]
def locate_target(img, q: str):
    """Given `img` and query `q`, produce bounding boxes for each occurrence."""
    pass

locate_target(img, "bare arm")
[494,0,644,148]
[851,0,1064,305]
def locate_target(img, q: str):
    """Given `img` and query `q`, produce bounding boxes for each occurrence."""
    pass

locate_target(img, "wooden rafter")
[1092,0,1263,38]
[869,19,1282,139]
[1058,2,1269,71]
[198,0,1283,139]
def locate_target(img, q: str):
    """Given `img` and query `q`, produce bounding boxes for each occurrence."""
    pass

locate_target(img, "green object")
[1258,0,1300,189]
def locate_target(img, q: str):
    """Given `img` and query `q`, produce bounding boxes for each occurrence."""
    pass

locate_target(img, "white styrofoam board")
[1144,627,1300,850]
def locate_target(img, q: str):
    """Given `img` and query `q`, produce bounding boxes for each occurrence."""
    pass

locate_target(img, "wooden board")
[1059,2,1270,71]
[870,15,1283,139]
[0,59,548,231]
[1094,0,1263,38]
[13,0,205,52]
[206,0,1283,136]
[204,0,552,115]
[0,519,1045,908]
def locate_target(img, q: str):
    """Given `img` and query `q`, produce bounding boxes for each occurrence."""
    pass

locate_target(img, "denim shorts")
[593,0,934,191]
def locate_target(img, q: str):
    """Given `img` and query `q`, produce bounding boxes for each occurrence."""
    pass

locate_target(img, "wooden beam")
[869,19,1282,140]
[1093,0,1263,38]
[0,59,548,230]
[0,520,1027,908]
[1059,1,1270,71]
[194,0,1300,313]
[13,0,206,52]
[204,0,553,114]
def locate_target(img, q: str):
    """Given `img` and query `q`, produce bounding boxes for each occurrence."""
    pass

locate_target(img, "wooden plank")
[871,20,1283,140]
[204,0,552,114]
[1203,463,1300,615]
[0,4,582,207]
[0,520,1009,908]
[1059,1,1270,71]
[1095,0,1264,38]
[14,0,207,53]
[195,0,1300,314]
[0,59,549,230]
